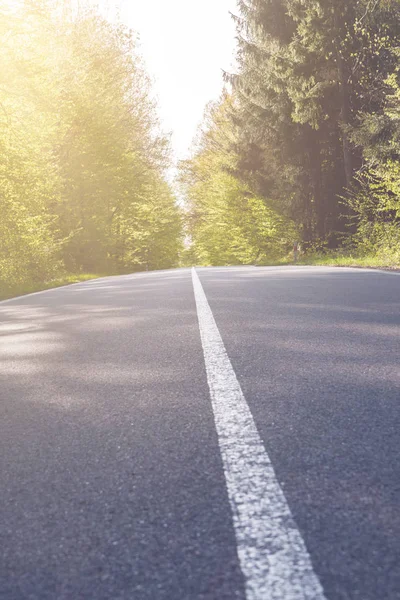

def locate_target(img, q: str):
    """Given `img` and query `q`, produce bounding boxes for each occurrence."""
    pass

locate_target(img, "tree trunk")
[337,56,353,187]
[307,127,325,238]
[334,6,353,189]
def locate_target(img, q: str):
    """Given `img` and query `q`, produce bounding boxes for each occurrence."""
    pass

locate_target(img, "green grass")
[296,252,400,269]
[256,251,400,270]
[0,273,104,301]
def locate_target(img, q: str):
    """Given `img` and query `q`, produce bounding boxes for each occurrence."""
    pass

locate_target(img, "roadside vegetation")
[257,253,400,269]
[2,0,400,301]
[0,274,104,302]
[0,0,182,300]
[180,0,400,269]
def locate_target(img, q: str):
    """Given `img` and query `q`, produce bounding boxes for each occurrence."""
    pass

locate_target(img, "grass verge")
[0,273,104,301]
[256,252,400,270]
[296,252,400,270]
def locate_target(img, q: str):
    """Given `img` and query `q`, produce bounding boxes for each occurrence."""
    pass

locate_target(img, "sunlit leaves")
[0,0,182,288]
[180,95,297,265]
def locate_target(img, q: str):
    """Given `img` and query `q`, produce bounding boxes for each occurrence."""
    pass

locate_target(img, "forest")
[0,0,182,296]
[1,0,400,298]
[181,0,400,267]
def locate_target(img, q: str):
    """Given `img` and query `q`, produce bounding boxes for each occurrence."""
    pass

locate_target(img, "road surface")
[1,266,399,600]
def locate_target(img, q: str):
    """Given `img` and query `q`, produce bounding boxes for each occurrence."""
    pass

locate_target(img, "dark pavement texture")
[0,266,399,600]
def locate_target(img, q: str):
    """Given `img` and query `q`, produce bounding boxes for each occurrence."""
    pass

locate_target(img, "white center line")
[191,267,327,600]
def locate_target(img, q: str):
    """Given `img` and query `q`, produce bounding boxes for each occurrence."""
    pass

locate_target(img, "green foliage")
[0,0,182,293]
[218,0,400,255]
[0,273,103,302]
[346,42,400,263]
[3,0,399,277]
[181,0,400,266]
[180,97,297,266]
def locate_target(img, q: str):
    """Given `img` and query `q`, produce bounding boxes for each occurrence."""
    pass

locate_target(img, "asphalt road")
[0,266,399,600]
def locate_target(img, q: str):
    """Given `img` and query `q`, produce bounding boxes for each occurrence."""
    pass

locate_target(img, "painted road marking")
[192,267,327,600]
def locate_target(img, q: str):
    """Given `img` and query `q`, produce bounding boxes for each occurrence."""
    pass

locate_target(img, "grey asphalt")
[0,266,399,600]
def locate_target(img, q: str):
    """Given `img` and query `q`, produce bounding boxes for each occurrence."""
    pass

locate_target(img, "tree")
[0,0,182,291]
[222,0,400,246]
[180,95,297,265]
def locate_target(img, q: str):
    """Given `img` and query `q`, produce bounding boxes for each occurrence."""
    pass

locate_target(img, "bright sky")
[116,0,238,162]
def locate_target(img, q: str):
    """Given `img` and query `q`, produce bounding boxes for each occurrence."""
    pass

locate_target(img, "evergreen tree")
[226,0,400,245]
